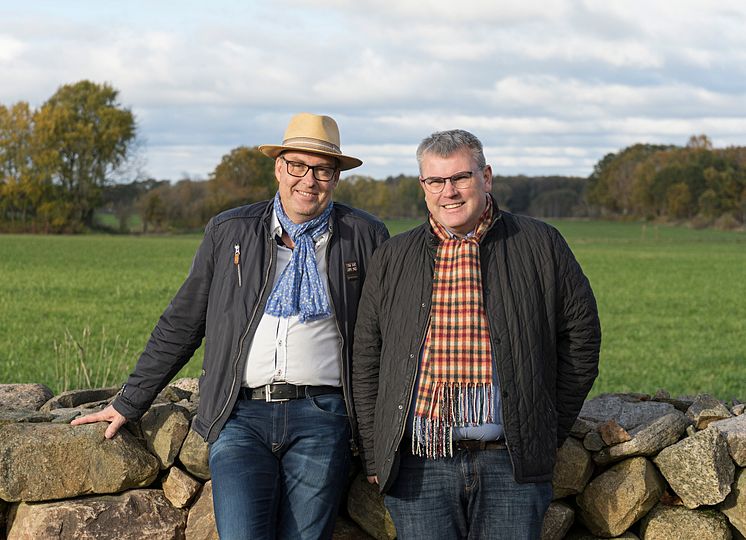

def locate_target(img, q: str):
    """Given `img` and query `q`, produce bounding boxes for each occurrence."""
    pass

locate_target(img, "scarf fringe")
[412,382,493,459]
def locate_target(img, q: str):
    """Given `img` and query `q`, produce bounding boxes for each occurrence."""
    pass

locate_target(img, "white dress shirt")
[242,209,342,388]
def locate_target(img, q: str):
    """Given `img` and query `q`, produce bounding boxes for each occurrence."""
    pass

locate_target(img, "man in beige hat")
[73,113,389,539]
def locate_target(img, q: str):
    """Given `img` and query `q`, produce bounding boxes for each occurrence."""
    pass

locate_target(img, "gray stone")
[0,384,54,411]
[571,418,599,438]
[553,437,593,499]
[162,466,202,509]
[140,403,191,469]
[711,414,746,466]
[179,428,211,480]
[185,481,218,540]
[584,430,605,452]
[46,405,105,423]
[593,412,690,465]
[654,427,735,508]
[0,409,55,424]
[733,404,746,416]
[580,394,676,431]
[541,501,574,540]
[40,386,119,412]
[576,457,664,537]
[639,503,732,539]
[0,422,159,502]
[6,489,187,540]
[156,385,194,405]
[687,394,733,430]
[346,472,397,540]
[652,389,695,412]
[721,468,746,535]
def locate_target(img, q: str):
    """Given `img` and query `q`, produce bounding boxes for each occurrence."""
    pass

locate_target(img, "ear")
[482,165,493,192]
[274,157,284,183]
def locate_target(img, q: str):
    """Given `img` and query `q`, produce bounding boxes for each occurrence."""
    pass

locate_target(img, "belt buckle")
[264,384,290,403]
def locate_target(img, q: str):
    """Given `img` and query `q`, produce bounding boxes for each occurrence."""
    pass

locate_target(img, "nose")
[442,178,459,196]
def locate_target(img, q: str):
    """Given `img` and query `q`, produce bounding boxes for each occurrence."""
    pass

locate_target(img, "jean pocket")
[308,394,348,418]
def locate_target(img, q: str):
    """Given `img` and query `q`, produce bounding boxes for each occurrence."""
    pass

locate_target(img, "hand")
[71,404,128,439]
[367,475,379,485]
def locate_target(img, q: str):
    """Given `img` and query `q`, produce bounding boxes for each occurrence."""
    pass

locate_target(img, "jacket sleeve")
[552,230,601,446]
[112,219,216,420]
[352,245,387,476]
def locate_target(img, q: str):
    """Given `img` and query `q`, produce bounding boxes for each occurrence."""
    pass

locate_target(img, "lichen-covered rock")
[687,394,733,430]
[140,403,191,469]
[653,427,735,508]
[0,384,54,411]
[163,466,202,509]
[6,489,187,540]
[584,430,605,452]
[541,501,574,540]
[580,394,676,431]
[179,428,211,480]
[571,418,599,438]
[553,437,593,498]
[576,457,664,537]
[639,503,732,539]
[593,412,690,465]
[186,481,218,540]
[346,472,396,540]
[0,410,55,425]
[721,468,746,536]
[40,387,119,411]
[0,422,159,502]
[710,414,746,467]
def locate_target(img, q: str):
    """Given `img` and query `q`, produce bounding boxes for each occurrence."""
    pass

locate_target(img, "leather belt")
[239,383,342,403]
[454,439,507,451]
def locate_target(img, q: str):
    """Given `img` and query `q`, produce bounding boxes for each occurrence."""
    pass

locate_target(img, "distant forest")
[2,81,745,233]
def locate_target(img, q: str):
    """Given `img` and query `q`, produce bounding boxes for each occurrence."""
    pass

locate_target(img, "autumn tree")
[33,81,136,228]
[208,146,276,213]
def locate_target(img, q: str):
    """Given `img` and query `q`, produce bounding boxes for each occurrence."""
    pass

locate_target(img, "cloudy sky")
[1,0,745,181]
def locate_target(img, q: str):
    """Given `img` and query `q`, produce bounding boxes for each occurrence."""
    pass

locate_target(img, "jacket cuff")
[111,384,154,421]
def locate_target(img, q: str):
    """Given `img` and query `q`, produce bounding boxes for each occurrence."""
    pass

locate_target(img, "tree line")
[2,81,745,233]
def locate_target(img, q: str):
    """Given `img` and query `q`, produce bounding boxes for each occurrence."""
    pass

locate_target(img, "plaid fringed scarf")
[412,196,495,459]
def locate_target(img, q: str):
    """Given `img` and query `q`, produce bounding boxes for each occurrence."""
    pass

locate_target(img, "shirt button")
[278,340,283,346]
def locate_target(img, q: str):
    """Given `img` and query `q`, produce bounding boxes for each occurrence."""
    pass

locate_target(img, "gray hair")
[415,129,486,173]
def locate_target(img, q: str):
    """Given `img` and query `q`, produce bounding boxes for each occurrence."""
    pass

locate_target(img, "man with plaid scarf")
[352,129,601,539]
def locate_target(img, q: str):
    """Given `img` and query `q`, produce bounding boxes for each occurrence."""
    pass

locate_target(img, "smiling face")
[275,150,340,224]
[420,148,492,236]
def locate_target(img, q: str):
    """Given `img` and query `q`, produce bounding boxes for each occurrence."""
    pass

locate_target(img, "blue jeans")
[385,447,552,540]
[209,393,351,540]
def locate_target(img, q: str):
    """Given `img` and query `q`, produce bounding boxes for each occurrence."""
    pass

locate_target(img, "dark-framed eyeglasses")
[420,170,475,193]
[279,156,337,182]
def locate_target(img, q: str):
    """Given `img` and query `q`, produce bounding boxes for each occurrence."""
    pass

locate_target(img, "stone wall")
[0,383,744,539]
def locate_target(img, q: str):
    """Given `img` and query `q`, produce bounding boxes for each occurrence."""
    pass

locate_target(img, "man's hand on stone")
[71,404,128,439]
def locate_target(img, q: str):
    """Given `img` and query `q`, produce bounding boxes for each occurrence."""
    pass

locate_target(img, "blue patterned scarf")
[264,192,333,323]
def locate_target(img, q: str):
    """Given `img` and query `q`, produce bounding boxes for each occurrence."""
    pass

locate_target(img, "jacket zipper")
[234,243,242,288]
[206,234,275,440]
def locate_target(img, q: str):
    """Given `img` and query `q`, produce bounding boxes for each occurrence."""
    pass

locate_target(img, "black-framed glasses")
[279,156,337,182]
[420,170,475,193]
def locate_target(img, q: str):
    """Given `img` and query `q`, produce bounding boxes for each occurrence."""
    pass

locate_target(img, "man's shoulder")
[375,223,427,257]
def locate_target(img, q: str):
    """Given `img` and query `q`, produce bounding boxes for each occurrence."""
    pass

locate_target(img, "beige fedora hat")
[259,112,362,171]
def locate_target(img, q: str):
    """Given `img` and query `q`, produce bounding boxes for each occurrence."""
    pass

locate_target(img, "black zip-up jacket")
[352,203,601,492]
[112,200,389,443]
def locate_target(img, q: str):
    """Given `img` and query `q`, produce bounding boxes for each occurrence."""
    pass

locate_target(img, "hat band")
[282,136,341,155]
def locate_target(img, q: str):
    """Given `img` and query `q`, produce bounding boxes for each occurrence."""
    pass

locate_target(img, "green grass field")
[1,219,744,400]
